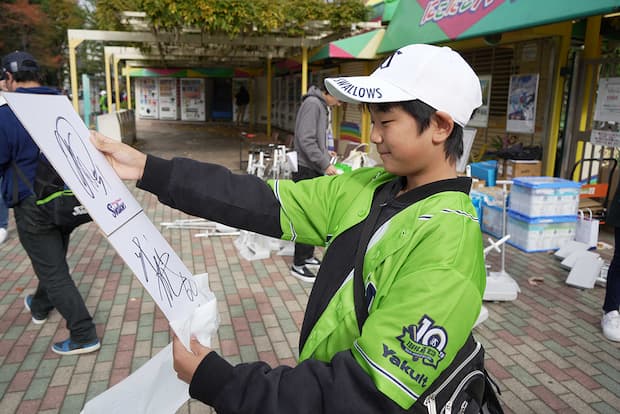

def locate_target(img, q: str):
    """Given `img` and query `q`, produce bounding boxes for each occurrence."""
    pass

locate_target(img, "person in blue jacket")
[0,79,8,244]
[0,51,100,355]
[0,182,8,244]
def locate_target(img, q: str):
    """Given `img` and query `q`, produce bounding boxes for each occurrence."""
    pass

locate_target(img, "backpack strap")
[11,158,67,206]
[353,181,395,332]
[482,369,504,414]
[10,160,35,205]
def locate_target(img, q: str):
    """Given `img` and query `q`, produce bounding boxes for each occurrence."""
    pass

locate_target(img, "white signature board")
[3,92,140,236]
[2,91,201,323]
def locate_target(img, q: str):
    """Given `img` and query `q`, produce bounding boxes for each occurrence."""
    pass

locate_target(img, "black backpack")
[12,155,92,230]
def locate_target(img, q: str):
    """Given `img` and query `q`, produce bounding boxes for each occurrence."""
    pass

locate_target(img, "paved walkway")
[0,119,618,413]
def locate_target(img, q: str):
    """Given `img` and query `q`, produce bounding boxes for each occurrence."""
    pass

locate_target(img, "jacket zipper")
[442,370,484,414]
[423,341,482,414]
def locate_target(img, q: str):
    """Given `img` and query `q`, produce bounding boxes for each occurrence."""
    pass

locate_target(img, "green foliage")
[95,0,368,37]
[0,0,87,87]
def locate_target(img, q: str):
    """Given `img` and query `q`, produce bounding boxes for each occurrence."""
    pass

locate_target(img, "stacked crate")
[506,177,581,252]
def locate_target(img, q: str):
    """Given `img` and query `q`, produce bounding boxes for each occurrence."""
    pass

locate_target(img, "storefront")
[129,67,242,122]
[375,0,620,176]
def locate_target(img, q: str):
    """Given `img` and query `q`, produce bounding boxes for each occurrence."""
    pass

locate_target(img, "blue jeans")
[14,195,97,343]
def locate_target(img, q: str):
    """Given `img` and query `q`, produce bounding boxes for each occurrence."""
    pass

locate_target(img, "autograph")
[131,234,199,308]
[54,116,109,199]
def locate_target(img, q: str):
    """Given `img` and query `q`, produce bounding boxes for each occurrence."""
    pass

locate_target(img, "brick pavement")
[0,119,618,413]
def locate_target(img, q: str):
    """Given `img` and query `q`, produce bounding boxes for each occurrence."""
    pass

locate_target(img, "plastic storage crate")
[506,210,577,252]
[509,176,580,218]
[469,160,497,187]
[481,203,503,238]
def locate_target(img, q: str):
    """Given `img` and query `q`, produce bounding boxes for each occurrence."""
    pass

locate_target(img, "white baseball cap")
[324,44,482,127]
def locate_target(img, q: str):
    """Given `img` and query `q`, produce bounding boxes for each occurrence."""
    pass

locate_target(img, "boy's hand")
[172,334,213,384]
[89,130,147,180]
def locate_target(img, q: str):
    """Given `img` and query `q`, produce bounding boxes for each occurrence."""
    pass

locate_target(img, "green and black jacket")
[139,156,486,414]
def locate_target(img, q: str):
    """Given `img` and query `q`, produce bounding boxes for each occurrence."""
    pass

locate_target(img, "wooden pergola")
[67,26,343,136]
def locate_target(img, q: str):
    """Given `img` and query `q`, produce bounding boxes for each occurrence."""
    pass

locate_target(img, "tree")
[94,0,368,36]
[0,0,87,88]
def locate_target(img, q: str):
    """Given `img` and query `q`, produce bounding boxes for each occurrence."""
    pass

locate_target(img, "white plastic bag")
[574,208,599,249]
[340,143,377,170]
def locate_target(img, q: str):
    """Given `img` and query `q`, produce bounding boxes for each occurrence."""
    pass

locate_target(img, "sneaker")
[601,310,620,342]
[0,228,7,244]
[304,256,322,267]
[52,338,101,355]
[304,257,321,273]
[290,265,316,283]
[24,295,48,325]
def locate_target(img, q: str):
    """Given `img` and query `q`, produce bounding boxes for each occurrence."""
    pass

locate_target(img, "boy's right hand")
[90,131,147,180]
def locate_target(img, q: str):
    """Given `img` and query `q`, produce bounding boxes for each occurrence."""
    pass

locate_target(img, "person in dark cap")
[0,51,100,355]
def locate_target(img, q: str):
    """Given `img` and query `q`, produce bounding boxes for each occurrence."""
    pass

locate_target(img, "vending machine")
[158,78,178,120]
[137,78,159,119]
[180,78,205,121]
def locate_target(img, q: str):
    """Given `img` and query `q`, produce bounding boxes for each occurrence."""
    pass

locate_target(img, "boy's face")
[369,105,446,180]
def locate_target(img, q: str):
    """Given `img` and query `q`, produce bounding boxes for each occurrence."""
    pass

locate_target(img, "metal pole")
[560,52,582,179]
[301,46,308,95]
[125,63,132,110]
[267,56,272,139]
[105,52,112,113]
[68,38,83,112]
[114,56,121,112]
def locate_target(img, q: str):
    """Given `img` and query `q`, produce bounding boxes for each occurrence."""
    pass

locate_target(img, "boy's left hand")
[172,334,213,384]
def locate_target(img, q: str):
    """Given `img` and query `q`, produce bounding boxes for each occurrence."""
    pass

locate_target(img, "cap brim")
[325,76,416,104]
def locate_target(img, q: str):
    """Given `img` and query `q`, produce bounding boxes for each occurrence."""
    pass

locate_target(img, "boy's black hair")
[370,100,464,164]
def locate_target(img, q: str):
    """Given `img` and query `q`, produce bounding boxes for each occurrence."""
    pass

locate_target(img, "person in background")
[0,181,7,244]
[0,77,8,244]
[91,43,503,414]
[99,90,108,113]
[601,181,620,342]
[234,85,249,126]
[290,84,341,283]
[0,51,100,355]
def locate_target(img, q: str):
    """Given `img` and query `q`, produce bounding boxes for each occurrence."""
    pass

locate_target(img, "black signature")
[131,234,198,308]
[54,116,109,199]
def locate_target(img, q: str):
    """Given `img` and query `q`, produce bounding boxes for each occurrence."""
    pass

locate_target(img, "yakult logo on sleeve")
[396,315,447,369]
[333,78,383,100]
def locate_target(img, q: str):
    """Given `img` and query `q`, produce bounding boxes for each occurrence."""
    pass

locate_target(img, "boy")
[92,44,500,413]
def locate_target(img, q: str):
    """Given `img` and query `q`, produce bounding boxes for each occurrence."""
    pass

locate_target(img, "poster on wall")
[590,77,620,147]
[468,75,492,128]
[180,78,205,121]
[158,78,178,120]
[137,78,159,119]
[506,73,539,134]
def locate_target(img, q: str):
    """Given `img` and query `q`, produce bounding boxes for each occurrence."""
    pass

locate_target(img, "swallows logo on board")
[418,0,505,40]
